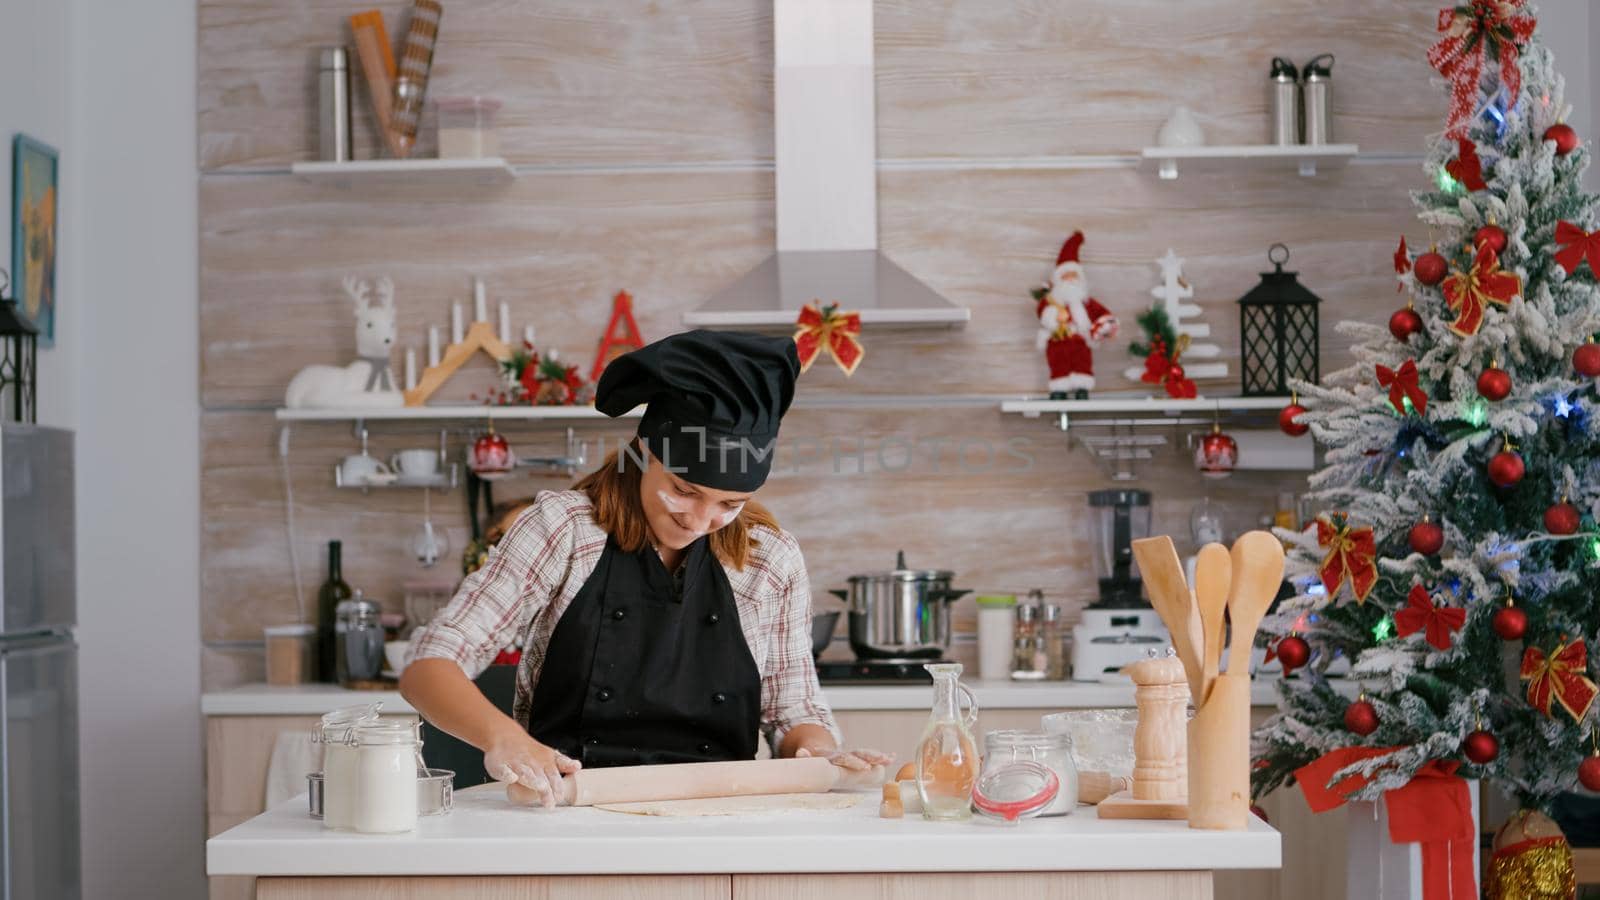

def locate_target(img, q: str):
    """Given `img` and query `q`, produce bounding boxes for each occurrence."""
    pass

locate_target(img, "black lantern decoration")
[1237,244,1321,397]
[0,270,38,424]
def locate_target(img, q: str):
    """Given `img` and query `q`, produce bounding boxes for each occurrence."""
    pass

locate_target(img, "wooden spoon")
[1225,531,1288,678]
[1193,543,1232,707]
[1131,535,1205,705]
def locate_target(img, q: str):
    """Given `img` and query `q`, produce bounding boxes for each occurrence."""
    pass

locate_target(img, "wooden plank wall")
[198,0,1442,687]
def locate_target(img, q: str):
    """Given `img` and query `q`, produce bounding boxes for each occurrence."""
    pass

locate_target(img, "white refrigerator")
[0,425,78,899]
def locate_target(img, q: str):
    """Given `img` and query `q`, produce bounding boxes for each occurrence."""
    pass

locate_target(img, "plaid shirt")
[409,489,838,749]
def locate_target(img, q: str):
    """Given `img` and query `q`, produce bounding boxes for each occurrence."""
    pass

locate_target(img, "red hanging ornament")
[469,427,514,478]
[1343,699,1379,736]
[1522,639,1600,722]
[794,302,864,375]
[1545,501,1581,536]
[1493,603,1528,641]
[1445,138,1489,192]
[1276,635,1310,674]
[1442,246,1522,337]
[1279,401,1309,437]
[1409,519,1444,556]
[1462,729,1499,764]
[1394,583,1467,651]
[1389,307,1424,343]
[1488,448,1525,488]
[1428,1,1536,139]
[1477,366,1511,401]
[1574,340,1600,377]
[1377,359,1428,415]
[1414,250,1449,286]
[1580,754,1600,791]
[1194,424,1237,479]
[1545,122,1580,156]
[1474,223,1507,256]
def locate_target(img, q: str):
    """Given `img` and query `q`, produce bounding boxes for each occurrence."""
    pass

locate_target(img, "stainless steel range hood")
[683,0,970,329]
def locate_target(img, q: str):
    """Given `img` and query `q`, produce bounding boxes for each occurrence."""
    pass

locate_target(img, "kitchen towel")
[264,730,321,808]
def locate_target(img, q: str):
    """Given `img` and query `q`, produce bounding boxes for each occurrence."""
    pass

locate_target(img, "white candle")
[404,347,417,390]
[523,324,536,347]
[450,303,463,344]
[427,327,441,366]
[473,277,488,323]
[547,347,560,362]
[498,302,511,344]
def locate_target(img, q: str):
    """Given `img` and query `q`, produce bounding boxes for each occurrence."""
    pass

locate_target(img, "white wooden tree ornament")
[1123,249,1229,382]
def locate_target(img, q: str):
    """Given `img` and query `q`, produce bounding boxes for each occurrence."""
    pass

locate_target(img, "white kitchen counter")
[207,785,1281,877]
[201,678,1284,716]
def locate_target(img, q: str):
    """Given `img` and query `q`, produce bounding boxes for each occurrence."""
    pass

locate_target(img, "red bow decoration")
[1554,220,1600,276]
[1376,359,1428,416]
[1445,138,1488,192]
[1297,748,1476,900]
[1317,514,1378,604]
[1441,247,1521,336]
[1428,1,1537,139]
[1520,639,1599,722]
[1394,584,1466,651]
[1394,236,1411,290]
[793,302,864,376]
[1139,334,1197,399]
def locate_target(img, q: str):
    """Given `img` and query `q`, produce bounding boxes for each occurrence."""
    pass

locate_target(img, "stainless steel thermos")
[1302,54,1335,145]
[1269,57,1299,146]
[318,46,352,162]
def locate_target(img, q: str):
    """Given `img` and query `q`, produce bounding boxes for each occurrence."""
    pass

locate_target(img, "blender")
[1072,490,1170,682]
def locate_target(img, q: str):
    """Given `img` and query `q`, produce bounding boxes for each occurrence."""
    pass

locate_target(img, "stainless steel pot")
[830,551,971,660]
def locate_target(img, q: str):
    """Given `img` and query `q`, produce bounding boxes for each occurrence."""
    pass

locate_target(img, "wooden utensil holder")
[1187,672,1251,830]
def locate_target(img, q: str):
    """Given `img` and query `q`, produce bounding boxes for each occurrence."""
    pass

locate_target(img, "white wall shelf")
[1140,144,1359,180]
[288,157,517,186]
[1000,395,1288,417]
[275,405,638,422]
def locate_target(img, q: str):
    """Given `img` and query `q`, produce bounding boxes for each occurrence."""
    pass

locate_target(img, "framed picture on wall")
[11,135,58,346]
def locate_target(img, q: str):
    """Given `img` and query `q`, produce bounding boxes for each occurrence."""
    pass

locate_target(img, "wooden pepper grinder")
[1097,651,1189,819]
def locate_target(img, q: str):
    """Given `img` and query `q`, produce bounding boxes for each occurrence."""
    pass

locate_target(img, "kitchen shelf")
[1000,395,1288,417]
[333,463,458,492]
[275,405,639,422]
[289,157,517,186]
[1140,144,1359,180]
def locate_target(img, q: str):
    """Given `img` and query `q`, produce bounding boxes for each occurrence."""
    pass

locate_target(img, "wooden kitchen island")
[208,785,1280,899]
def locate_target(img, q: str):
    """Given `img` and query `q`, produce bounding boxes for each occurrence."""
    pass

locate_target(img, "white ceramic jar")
[975,595,1016,681]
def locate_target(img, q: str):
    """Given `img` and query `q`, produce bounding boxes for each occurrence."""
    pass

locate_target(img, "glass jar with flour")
[348,721,423,834]
[315,703,382,831]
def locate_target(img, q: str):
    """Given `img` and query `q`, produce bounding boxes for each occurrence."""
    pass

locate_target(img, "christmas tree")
[1252,1,1600,815]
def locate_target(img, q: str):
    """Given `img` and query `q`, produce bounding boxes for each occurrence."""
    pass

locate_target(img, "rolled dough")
[594,792,863,817]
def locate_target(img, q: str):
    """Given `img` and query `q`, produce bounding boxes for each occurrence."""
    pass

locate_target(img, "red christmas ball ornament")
[469,430,514,478]
[1477,367,1512,401]
[1413,251,1449,286]
[1344,699,1379,736]
[1408,519,1444,556]
[1194,426,1238,480]
[1474,223,1507,256]
[1574,342,1600,378]
[1492,604,1527,641]
[1389,307,1425,343]
[1276,635,1311,675]
[1279,403,1309,437]
[1462,730,1499,764]
[1545,501,1581,535]
[1580,755,1600,792]
[1545,122,1580,157]
[1488,449,1525,488]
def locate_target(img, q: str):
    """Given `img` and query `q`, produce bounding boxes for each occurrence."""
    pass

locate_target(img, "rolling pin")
[507,757,845,807]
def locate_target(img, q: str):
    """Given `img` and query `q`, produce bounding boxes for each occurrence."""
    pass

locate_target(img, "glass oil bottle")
[915,662,981,821]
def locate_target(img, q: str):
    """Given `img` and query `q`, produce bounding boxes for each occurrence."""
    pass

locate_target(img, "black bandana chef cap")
[595,329,800,491]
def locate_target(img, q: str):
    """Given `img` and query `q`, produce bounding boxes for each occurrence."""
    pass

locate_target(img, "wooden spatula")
[1225,531,1288,678]
[1131,535,1205,705]
[1193,543,1232,707]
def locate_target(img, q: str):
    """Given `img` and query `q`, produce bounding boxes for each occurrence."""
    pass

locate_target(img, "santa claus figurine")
[1036,231,1119,398]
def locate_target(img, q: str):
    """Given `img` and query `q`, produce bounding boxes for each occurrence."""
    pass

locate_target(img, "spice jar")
[336,591,385,685]
[264,623,315,686]
[315,703,382,830]
[1011,600,1048,681]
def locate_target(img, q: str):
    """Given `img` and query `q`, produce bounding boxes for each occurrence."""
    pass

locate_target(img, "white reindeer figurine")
[283,276,405,409]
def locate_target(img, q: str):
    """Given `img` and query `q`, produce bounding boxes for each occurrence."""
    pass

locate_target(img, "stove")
[815,658,946,684]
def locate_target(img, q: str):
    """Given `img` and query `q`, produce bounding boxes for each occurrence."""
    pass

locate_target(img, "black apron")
[526,534,762,767]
